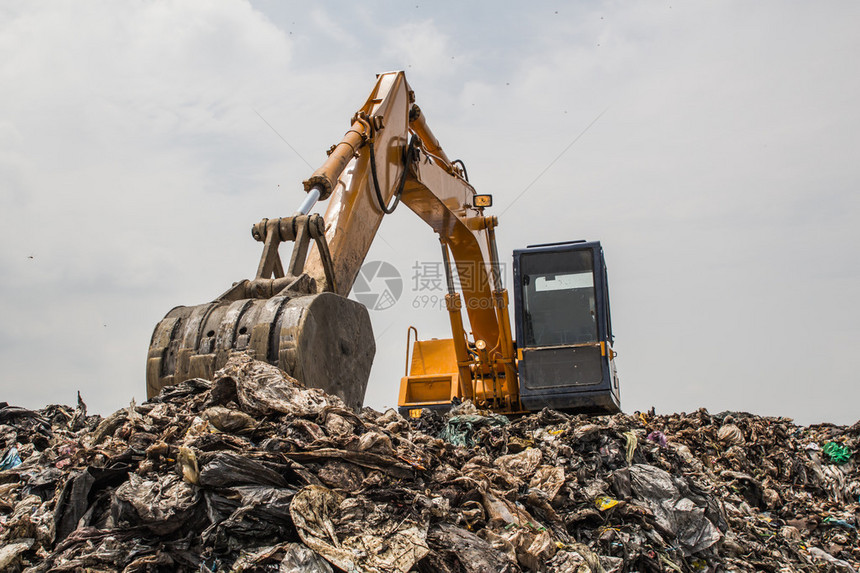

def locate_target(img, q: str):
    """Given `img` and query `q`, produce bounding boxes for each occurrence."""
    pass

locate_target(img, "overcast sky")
[2,1,858,425]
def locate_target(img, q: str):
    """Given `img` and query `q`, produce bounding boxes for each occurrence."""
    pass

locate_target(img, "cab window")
[522,250,597,347]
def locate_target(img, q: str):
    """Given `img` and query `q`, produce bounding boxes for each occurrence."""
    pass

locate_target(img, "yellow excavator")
[147,71,620,415]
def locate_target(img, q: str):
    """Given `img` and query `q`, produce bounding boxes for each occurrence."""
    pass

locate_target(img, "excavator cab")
[512,241,620,414]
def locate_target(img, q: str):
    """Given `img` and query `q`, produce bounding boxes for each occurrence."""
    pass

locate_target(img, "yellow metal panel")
[400,339,463,408]
[408,338,458,376]
[399,373,457,406]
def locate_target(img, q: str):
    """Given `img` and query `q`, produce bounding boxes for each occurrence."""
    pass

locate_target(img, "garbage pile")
[1,353,858,572]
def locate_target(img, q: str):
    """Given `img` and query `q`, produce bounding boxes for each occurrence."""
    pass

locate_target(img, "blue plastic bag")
[0,446,22,470]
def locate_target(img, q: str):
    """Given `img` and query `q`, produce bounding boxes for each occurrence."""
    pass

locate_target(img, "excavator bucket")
[146,211,376,410]
[146,292,374,410]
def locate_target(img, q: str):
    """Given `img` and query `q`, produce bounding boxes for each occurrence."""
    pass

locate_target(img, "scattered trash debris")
[0,356,858,571]
[646,430,668,448]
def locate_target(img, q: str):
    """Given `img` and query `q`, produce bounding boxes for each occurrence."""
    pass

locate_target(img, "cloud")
[384,20,456,73]
[1,0,858,426]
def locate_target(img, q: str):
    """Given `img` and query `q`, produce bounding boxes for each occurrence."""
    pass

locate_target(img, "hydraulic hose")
[368,133,419,215]
[452,159,469,182]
